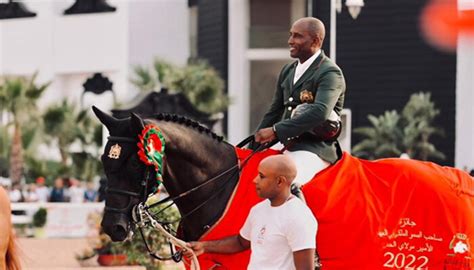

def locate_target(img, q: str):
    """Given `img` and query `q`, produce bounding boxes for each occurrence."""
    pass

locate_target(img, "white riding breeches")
[271,143,330,185]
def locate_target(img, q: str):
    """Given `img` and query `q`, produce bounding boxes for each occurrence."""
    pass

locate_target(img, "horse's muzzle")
[101,213,129,242]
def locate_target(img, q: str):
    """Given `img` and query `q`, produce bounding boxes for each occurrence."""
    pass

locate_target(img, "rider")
[184,155,317,270]
[253,17,346,185]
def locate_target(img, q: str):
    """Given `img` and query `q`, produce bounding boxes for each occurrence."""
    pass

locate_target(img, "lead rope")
[140,205,200,270]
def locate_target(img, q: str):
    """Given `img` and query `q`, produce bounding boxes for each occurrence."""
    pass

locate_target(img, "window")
[249,60,292,131]
[249,0,306,48]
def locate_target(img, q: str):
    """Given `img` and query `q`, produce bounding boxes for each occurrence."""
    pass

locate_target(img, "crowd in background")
[3,176,106,203]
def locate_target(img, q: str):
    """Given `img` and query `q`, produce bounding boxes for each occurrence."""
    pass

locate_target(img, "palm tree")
[0,73,49,185]
[400,92,445,160]
[43,100,102,182]
[352,110,403,159]
[42,99,97,166]
[131,58,229,114]
[352,92,445,161]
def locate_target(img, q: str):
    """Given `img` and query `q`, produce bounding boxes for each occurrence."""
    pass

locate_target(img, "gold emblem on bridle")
[108,144,122,159]
[300,90,314,103]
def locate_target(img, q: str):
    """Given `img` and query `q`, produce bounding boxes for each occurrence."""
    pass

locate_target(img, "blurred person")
[69,178,85,203]
[35,177,49,203]
[25,184,39,202]
[8,185,23,203]
[185,155,317,270]
[49,177,67,202]
[84,182,98,202]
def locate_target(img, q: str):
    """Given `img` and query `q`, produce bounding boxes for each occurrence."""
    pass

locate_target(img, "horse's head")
[94,106,240,241]
[93,106,159,241]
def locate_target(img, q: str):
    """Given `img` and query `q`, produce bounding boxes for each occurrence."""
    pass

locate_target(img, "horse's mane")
[151,113,224,142]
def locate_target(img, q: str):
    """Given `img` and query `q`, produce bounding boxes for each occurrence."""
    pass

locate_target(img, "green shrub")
[32,208,47,228]
[352,92,445,161]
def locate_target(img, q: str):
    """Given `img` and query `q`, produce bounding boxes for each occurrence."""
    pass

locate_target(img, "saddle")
[291,104,342,142]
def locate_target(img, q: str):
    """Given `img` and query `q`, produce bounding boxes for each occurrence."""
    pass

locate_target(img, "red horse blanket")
[189,149,474,270]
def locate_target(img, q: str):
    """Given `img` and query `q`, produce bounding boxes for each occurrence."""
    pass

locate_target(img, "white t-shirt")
[69,186,85,203]
[36,186,50,203]
[240,197,318,270]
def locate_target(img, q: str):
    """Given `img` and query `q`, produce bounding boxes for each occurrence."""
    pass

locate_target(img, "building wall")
[128,0,190,68]
[196,0,228,81]
[0,0,189,111]
[314,0,457,165]
[455,0,474,169]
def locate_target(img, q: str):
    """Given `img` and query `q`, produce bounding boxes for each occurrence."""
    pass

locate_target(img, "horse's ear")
[130,113,145,135]
[92,106,118,131]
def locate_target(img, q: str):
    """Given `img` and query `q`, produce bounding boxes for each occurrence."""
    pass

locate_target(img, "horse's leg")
[0,187,20,270]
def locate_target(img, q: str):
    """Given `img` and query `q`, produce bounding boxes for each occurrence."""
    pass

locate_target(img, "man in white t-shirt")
[184,155,317,270]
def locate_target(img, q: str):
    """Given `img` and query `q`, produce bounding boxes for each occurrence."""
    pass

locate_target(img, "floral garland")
[137,124,166,184]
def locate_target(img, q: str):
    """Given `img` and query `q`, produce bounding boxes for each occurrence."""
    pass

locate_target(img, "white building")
[0,0,190,111]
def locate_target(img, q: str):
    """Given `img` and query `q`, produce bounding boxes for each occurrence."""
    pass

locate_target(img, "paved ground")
[17,238,185,270]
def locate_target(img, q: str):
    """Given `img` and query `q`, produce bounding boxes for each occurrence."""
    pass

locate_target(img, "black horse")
[94,107,474,269]
[93,107,240,242]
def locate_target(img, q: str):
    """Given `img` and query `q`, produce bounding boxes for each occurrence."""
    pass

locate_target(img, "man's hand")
[255,127,277,144]
[183,241,205,258]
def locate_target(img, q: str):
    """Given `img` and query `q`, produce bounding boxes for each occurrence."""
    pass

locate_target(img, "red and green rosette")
[137,124,166,184]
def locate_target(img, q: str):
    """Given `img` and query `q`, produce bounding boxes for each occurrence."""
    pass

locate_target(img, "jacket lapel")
[282,62,297,97]
[292,51,326,92]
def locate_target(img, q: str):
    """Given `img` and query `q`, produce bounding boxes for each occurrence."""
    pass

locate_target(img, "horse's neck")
[159,122,239,240]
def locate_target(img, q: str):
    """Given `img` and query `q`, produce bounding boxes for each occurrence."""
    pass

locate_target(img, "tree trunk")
[10,124,23,185]
[59,143,68,166]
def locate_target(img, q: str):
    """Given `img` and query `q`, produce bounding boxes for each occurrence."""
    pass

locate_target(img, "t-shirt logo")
[257,225,266,245]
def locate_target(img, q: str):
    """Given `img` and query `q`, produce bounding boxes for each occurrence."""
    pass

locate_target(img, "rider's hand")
[184,241,205,258]
[255,127,276,144]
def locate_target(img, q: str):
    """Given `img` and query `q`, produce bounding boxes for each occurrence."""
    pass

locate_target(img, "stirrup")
[290,183,306,204]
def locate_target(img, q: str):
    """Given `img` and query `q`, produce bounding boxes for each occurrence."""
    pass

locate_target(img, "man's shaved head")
[259,155,297,185]
[294,17,326,42]
[254,155,297,202]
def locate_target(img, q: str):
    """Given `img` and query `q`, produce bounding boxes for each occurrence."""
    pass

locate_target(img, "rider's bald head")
[294,17,326,42]
[259,155,297,185]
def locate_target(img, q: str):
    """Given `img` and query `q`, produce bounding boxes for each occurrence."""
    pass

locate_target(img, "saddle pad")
[302,152,474,269]
[187,150,474,270]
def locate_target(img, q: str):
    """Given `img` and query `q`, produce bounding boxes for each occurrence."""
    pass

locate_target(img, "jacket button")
[289,97,293,102]
[288,107,292,111]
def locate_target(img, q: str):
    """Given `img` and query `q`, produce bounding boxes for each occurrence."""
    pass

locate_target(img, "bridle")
[103,136,152,216]
[103,134,265,262]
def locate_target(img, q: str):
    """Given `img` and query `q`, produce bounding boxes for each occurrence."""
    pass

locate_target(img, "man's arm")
[274,67,344,141]
[185,234,250,256]
[293,248,315,270]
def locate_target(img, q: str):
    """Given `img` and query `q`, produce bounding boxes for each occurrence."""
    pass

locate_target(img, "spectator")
[9,184,23,203]
[84,182,98,202]
[69,178,85,203]
[35,177,50,203]
[50,177,67,202]
[25,184,39,202]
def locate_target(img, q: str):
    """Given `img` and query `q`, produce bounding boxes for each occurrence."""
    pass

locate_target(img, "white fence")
[11,202,104,238]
